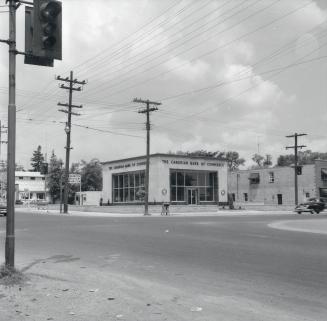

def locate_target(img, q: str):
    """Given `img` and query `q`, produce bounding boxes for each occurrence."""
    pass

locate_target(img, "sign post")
[68,174,81,205]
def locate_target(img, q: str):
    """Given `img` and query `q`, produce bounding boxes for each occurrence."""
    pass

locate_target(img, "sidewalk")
[16,207,296,217]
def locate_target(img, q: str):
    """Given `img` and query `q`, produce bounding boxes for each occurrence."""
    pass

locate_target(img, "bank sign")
[161,159,224,167]
[108,158,225,171]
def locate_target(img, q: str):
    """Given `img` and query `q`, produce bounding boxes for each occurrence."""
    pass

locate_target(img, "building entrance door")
[277,194,283,205]
[187,188,198,205]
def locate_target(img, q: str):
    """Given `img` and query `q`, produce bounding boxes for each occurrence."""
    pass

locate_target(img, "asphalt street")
[1,212,327,320]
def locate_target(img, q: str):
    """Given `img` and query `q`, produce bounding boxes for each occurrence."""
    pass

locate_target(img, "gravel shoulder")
[0,255,317,321]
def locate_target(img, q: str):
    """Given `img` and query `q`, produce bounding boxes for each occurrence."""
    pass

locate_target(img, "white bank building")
[102,154,228,205]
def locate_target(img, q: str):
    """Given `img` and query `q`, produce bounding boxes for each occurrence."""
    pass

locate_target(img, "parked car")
[0,202,7,216]
[295,198,325,214]
[15,199,24,205]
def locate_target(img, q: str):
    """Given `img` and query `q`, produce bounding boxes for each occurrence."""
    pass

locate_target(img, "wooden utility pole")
[286,133,307,205]
[133,98,161,216]
[4,0,17,268]
[57,71,86,214]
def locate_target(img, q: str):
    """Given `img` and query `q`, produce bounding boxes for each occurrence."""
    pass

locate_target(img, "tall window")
[112,170,145,203]
[170,170,217,203]
[268,172,274,183]
[244,193,248,202]
[321,169,327,181]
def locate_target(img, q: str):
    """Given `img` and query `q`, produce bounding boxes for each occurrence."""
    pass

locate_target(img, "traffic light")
[296,165,302,175]
[32,0,62,60]
[25,5,54,67]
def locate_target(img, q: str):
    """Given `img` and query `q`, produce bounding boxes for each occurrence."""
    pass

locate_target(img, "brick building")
[228,160,327,206]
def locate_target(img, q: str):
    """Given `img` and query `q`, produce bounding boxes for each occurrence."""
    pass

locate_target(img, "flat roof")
[101,153,227,165]
[15,171,44,177]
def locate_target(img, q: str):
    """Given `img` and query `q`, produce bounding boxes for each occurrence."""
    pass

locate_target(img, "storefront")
[102,154,228,205]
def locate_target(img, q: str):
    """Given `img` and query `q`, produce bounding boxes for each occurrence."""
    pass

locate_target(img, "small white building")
[15,171,49,201]
[102,154,228,205]
[75,191,103,206]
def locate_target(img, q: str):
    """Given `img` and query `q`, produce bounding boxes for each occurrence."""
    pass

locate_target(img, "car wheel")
[310,211,315,214]
[315,210,320,214]
[297,211,302,214]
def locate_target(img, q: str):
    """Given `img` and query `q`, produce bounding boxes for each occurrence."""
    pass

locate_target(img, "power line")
[87,0,311,100]
[85,0,265,97]
[79,0,231,82]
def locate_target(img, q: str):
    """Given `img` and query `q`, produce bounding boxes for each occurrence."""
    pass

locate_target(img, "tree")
[252,153,264,167]
[81,159,102,191]
[277,150,327,166]
[225,151,245,171]
[30,145,45,172]
[47,151,63,203]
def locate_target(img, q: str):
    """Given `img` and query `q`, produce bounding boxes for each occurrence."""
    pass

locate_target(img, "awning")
[249,173,260,179]
[321,168,327,175]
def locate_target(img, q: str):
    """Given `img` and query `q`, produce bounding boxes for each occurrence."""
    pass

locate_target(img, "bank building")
[101,154,228,206]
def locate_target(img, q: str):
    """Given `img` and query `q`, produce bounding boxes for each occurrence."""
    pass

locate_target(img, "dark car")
[295,198,325,214]
[0,202,7,216]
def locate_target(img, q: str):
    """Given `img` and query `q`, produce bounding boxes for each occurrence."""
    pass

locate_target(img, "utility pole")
[3,0,17,268]
[133,98,161,216]
[286,133,307,205]
[57,71,86,214]
[1,0,62,269]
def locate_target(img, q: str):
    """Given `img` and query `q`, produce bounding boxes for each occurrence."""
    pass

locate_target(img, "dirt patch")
[0,264,27,287]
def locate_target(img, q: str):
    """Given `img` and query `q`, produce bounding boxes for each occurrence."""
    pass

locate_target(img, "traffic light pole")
[286,133,307,206]
[6,0,17,268]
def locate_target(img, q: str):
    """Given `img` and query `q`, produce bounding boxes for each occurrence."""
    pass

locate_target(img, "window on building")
[42,177,45,180]
[244,193,248,202]
[170,170,218,203]
[319,188,327,202]
[321,169,327,181]
[305,192,310,198]
[18,176,23,180]
[268,172,274,183]
[30,177,35,180]
[112,170,145,203]
[249,173,260,184]
[232,193,235,202]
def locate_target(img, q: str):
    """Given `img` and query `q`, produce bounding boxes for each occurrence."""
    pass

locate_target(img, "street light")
[64,123,70,134]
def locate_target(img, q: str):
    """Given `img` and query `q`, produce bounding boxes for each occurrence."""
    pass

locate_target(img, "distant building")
[228,159,327,206]
[75,191,103,206]
[102,154,228,205]
[15,171,49,202]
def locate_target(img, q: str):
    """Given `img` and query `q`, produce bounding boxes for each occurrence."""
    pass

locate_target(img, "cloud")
[165,57,210,82]
[222,64,283,107]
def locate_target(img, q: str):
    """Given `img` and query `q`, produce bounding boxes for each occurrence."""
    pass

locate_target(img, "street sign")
[68,174,81,184]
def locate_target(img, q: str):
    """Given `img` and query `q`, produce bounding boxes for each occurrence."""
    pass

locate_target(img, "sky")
[0,0,327,170]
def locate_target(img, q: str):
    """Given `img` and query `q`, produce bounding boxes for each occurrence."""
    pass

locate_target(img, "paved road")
[1,212,327,320]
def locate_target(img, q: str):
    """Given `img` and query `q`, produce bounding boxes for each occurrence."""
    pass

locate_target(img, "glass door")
[187,188,198,205]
